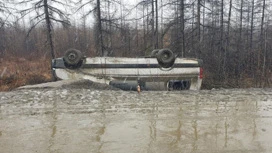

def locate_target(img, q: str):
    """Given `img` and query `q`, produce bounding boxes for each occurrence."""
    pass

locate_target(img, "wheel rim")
[68,53,76,61]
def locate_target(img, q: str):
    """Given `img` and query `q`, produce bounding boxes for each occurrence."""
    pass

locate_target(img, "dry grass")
[0,56,52,91]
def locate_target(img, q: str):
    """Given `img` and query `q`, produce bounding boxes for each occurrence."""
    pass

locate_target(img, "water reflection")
[0,89,271,153]
[148,102,158,152]
[48,94,58,153]
[143,92,270,153]
[224,117,228,147]
[192,120,198,151]
[97,95,106,152]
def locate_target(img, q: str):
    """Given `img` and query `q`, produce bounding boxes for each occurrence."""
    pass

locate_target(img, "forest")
[0,0,271,91]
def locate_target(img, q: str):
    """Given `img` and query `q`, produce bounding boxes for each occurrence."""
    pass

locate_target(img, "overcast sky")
[1,0,142,27]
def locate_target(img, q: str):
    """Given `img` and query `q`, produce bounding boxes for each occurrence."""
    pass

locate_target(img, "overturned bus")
[52,48,203,91]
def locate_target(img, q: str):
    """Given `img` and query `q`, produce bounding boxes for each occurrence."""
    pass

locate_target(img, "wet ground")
[0,87,272,153]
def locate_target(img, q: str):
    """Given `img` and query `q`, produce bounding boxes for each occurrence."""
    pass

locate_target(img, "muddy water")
[0,88,272,153]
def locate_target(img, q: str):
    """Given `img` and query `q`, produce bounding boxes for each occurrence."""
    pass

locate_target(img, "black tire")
[150,49,160,57]
[63,49,83,68]
[156,49,175,68]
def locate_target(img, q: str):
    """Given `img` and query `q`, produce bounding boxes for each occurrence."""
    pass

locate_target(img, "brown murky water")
[0,88,272,153]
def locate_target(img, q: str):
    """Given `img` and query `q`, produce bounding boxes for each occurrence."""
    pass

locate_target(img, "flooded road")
[0,88,272,153]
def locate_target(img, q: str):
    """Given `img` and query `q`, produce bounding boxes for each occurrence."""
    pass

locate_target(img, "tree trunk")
[155,0,158,49]
[250,0,254,76]
[180,0,185,57]
[260,0,266,87]
[224,0,232,79]
[236,0,244,85]
[97,0,104,56]
[143,5,146,52]
[197,0,201,57]
[192,2,195,56]
[136,6,139,50]
[44,0,55,59]
[107,0,112,56]
[160,0,164,48]
[151,0,155,50]
[219,0,224,80]
[44,0,56,80]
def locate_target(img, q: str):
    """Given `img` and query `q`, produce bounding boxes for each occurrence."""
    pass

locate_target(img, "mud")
[18,79,120,90]
[0,88,272,153]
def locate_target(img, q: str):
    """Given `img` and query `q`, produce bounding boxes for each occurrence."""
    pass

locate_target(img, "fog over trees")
[0,0,271,87]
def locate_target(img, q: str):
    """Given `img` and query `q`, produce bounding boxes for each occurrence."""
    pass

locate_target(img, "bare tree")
[234,0,244,85]
[219,0,224,80]
[77,0,125,56]
[96,0,104,56]
[160,0,164,48]
[260,0,266,86]
[151,0,155,50]
[224,0,232,79]
[180,0,185,57]
[155,0,158,49]
[0,0,13,28]
[249,0,255,75]
[17,0,71,79]
[0,0,14,57]
[0,1,6,28]
[196,0,201,57]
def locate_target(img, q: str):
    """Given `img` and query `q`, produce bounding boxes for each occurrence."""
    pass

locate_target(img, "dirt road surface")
[0,85,272,153]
